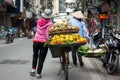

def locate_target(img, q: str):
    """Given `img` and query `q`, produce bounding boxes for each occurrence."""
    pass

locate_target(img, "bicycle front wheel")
[62,51,69,80]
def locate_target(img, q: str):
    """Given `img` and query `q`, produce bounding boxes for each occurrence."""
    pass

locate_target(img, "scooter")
[92,30,104,49]
[6,29,14,44]
[93,27,119,75]
[103,32,120,74]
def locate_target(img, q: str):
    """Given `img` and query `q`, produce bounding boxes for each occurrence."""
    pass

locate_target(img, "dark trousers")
[32,42,48,74]
[71,46,82,64]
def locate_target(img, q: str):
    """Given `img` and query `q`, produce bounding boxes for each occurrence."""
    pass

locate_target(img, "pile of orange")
[49,33,87,45]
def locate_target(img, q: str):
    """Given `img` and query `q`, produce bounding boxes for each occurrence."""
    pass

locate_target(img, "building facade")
[0,0,35,37]
[0,0,120,38]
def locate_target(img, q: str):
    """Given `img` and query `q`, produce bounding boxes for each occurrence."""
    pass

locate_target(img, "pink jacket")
[33,18,53,43]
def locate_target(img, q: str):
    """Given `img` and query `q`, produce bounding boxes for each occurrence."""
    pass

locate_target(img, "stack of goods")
[46,19,87,46]
[47,20,87,58]
[49,20,79,35]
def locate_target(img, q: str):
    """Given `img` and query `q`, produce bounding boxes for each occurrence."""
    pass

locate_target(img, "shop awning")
[88,1,111,14]
[5,0,15,7]
[93,2,111,13]
[6,0,20,13]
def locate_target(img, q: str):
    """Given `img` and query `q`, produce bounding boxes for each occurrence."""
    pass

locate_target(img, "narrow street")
[0,38,119,80]
[0,0,120,80]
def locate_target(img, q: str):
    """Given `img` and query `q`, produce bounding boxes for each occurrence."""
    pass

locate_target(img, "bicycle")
[50,43,86,80]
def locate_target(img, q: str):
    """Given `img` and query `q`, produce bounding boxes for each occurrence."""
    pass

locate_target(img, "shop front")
[0,1,7,34]
[87,0,119,38]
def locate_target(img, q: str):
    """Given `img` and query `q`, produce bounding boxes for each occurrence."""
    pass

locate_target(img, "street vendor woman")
[30,9,53,78]
[69,10,90,66]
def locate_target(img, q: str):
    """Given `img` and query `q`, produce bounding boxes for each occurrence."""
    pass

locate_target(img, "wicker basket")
[49,29,79,35]
[77,49,107,58]
[49,43,86,58]
[49,46,63,58]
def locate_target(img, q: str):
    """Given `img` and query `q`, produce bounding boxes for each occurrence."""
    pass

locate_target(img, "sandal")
[30,71,36,76]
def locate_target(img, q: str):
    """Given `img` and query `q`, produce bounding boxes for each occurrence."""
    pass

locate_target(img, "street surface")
[0,38,120,80]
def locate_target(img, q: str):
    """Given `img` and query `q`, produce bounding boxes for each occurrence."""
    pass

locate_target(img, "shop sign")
[99,14,108,19]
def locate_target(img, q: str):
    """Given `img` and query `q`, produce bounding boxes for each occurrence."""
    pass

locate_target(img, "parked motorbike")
[103,32,120,74]
[6,29,14,44]
[93,26,119,75]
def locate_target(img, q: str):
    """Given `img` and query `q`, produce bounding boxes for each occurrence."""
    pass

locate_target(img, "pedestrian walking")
[69,11,90,66]
[30,9,53,78]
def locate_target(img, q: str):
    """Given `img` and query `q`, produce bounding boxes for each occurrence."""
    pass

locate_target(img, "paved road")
[0,39,119,80]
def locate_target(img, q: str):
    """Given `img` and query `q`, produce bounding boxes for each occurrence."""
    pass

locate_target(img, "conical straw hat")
[72,11,86,19]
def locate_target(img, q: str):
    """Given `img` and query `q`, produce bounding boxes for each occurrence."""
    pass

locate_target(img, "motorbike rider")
[6,28,14,43]
[92,28,101,49]
[6,29,13,37]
